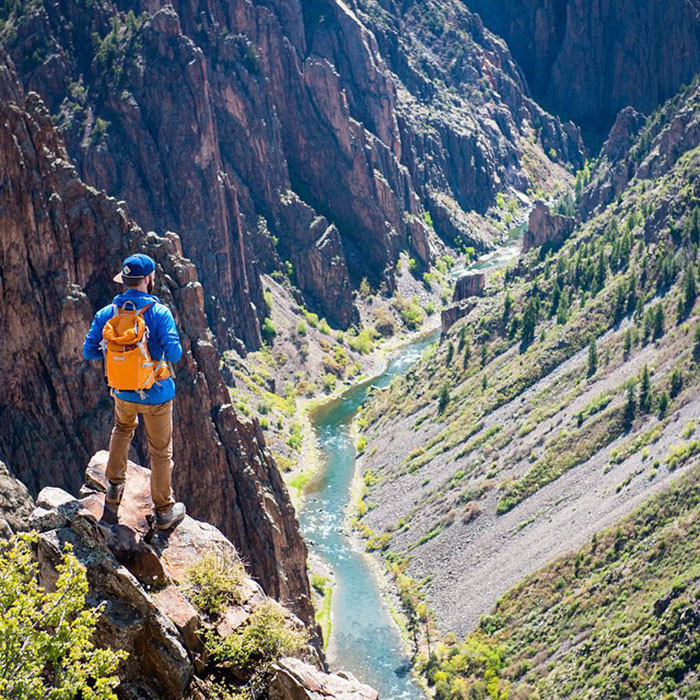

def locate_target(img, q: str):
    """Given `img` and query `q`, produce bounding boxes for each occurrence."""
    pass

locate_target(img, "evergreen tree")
[624,384,636,431]
[658,391,669,419]
[438,383,450,413]
[445,340,454,366]
[653,304,665,340]
[683,265,697,318]
[694,324,700,362]
[549,282,561,317]
[480,343,488,368]
[502,291,513,327]
[462,337,472,369]
[670,368,683,398]
[623,328,632,357]
[639,364,651,413]
[520,298,538,350]
[458,325,467,352]
[556,288,570,325]
[587,338,598,377]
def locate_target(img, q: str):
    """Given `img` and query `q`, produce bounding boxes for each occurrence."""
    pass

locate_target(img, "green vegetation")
[419,464,700,698]
[0,535,126,699]
[205,600,307,681]
[183,551,245,615]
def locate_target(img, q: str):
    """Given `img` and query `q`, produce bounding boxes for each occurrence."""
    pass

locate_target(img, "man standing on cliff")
[82,254,186,530]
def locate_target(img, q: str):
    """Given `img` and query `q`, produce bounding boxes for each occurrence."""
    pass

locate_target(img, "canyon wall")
[467,0,700,139]
[1,0,582,340]
[0,51,315,629]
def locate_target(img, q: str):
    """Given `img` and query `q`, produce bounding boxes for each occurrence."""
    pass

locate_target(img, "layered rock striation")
[0,52,315,630]
[1,0,583,337]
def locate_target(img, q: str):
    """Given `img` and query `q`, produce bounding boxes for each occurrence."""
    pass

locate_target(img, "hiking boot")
[155,502,186,530]
[106,481,125,505]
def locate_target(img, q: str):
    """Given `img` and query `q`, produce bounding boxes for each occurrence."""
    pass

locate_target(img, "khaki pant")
[105,397,175,513]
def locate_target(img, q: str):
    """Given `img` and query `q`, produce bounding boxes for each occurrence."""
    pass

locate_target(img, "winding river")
[301,331,438,698]
[299,226,524,696]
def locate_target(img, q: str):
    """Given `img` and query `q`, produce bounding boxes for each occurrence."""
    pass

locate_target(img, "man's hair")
[122,276,144,288]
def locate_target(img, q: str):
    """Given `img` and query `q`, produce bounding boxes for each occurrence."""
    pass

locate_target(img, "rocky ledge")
[28,451,378,699]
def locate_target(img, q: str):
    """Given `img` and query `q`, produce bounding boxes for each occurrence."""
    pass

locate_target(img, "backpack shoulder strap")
[137,302,155,317]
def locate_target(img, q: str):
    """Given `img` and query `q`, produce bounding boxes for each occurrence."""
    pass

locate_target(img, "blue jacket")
[83,290,182,405]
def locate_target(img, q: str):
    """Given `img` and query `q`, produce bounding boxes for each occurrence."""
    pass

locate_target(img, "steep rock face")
[467,0,700,138]
[581,82,700,215]
[2,0,582,334]
[522,200,575,252]
[0,55,315,630]
[30,453,376,698]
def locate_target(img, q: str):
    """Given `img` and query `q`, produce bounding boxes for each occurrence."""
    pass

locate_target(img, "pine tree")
[683,265,697,317]
[623,328,632,357]
[503,291,513,327]
[670,368,683,398]
[463,337,472,369]
[639,364,651,413]
[445,340,454,365]
[480,343,488,368]
[556,292,566,324]
[624,384,636,431]
[587,338,598,377]
[520,297,538,350]
[458,325,467,352]
[653,304,665,339]
[658,391,669,419]
[438,383,450,412]
[694,324,700,362]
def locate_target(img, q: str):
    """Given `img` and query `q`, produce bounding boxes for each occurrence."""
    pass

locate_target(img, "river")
[299,226,525,697]
[300,331,438,698]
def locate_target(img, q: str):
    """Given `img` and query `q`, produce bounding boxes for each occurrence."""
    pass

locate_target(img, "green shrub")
[206,600,307,671]
[0,535,126,699]
[348,328,376,354]
[183,552,245,616]
[261,317,277,343]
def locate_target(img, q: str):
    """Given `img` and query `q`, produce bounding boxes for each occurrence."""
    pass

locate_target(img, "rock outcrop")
[453,273,487,302]
[1,0,582,336]
[441,273,485,334]
[581,82,700,216]
[29,452,378,698]
[522,201,575,253]
[0,461,34,538]
[468,0,700,138]
[0,52,315,632]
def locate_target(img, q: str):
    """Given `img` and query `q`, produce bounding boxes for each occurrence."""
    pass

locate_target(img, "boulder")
[269,657,379,700]
[0,460,33,538]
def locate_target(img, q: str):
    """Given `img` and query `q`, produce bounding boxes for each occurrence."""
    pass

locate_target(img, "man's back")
[83,288,182,404]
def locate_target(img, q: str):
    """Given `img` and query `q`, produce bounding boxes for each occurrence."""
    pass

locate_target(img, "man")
[83,253,186,530]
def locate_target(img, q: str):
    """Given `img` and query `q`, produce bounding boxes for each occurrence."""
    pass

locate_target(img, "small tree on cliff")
[0,535,126,699]
[438,383,450,413]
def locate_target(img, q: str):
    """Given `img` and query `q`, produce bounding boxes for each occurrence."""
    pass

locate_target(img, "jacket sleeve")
[83,307,109,360]
[155,306,183,364]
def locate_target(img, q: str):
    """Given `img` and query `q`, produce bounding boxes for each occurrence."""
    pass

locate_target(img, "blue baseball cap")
[113,253,156,283]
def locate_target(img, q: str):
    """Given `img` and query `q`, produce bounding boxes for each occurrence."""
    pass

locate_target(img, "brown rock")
[0,53,316,637]
[269,657,379,700]
[522,201,575,253]
[0,460,34,538]
[453,272,487,303]
[28,458,377,699]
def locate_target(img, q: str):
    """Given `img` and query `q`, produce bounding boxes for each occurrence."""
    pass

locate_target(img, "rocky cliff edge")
[29,450,378,699]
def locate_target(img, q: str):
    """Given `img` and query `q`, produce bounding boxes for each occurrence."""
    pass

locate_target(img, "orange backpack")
[101,301,170,394]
